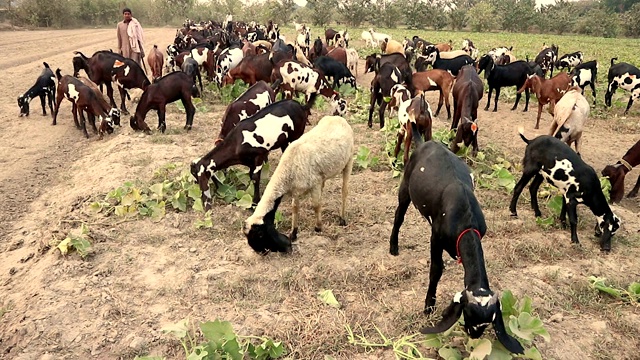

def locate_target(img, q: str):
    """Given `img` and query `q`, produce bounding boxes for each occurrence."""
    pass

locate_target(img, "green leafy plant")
[588,276,640,304]
[158,318,286,360]
[318,289,341,308]
[354,145,380,170]
[177,97,207,113]
[210,79,250,104]
[56,223,92,259]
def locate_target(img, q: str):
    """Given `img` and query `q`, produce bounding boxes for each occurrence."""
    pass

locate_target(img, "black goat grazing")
[18,62,56,117]
[534,44,558,78]
[368,63,413,128]
[570,60,598,105]
[389,126,524,355]
[510,129,620,252]
[604,58,640,115]
[451,64,483,156]
[191,94,317,210]
[419,47,474,76]
[181,57,203,96]
[313,56,356,89]
[130,71,197,134]
[364,53,411,77]
[477,55,533,112]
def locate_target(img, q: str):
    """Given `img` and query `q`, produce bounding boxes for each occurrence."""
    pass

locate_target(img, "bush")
[574,7,621,38]
[467,1,500,32]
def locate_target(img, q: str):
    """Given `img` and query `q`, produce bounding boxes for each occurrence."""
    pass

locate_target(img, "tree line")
[4,0,640,38]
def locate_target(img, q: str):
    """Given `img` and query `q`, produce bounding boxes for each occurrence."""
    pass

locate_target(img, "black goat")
[389,127,524,355]
[510,129,620,252]
[181,57,203,96]
[313,56,356,89]
[534,44,558,78]
[191,94,317,210]
[570,60,598,105]
[18,62,56,117]
[477,55,533,112]
[604,58,640,115]
[418,47,474,76]
[130,71,197,134]
[364,53,411,78]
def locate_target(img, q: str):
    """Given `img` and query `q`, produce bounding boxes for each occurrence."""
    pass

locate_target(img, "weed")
[588,276,640,304]
[55,223,92,259]
[353,145,380,170]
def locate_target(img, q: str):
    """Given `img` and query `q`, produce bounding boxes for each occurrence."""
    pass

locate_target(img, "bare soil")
[0,28,639,360]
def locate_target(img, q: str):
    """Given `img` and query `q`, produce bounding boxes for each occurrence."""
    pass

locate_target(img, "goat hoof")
[290,228,298,242]
[390,246,399,256]
[510,211,518,217]
[338,218,347,226]
[314,226,322,233]
[423,306,436,315]
[483,107,489,111]
[367,122,372,128]
[492,109,497,113]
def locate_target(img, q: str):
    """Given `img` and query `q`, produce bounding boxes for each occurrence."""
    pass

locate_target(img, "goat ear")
[420,292,465,334]
[492,300,525,354]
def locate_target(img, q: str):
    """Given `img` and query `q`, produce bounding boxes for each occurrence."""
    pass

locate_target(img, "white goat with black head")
[243,115,354,254]
[389,125,524,354]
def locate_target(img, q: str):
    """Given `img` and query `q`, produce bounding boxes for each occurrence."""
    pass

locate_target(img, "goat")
[419,47,474,76]
[215,46,244,86]
[327,47,347,66]
[451,65,483,156]
[271,60,347,116]
[18,62,55,117]
[191,95,317,210]
[393,94,433,165]
[461,39,478,59]
[110,58,152,115]
[243,115,354,252]
[569,60,597,105]
[368,63,413,128]
[388,84,411,117]
[52,69,116,139]
[604,58,640,115]
[534,44,559,78]
[477,55,533,113]
[77,76,121,128]
[555,51,583,72]
[368,28,391,46]
[389,131,525,355]
[216,81,276,145]
[411,69,454,119]
[346,48,359,76]
[181,57,203,96]
[517,72,571,129]
[129,71,197,134]
[223,52,276,86]
[435,41,452,52]
[602,139,640,203]
[361,30,376,48]
[547,87,589,155]
[147,45,164,82]
[510,129,621,252]
[313,56,356,89]
[381,39,404,55]
[365,53,411,79]
[325,28,339,45]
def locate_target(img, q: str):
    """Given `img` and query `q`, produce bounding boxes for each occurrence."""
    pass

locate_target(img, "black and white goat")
[215,46,244,86]
[555,51,583,72]
[243,115,354,253]
[534,44,559,78]
[570,60,598,105]
[418,47,474,76]
[604,58,640,115]
[510,129,621,252]
[389,129,524,354]
[18,62,56,117]
[191,95,317,210]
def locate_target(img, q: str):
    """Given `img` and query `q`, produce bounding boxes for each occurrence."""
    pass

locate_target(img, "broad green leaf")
[186,346,208,360]
[89,202,103,212]
[438,346,462,360]
[535,217,555,227]
[171,192,188,212]
[235,194,254,209]
[519,296,533,314]
[149,183,164,198]
[114,205,127,217]
[423,333,442,348]
[589,276,623,298]
[70,236,91,258]
[509,315,534,342]
[193,198,204,212]
[501,290,517,318]
[523,347,543,360]
[317,289,341,308]
[467,338,492,360]
[496,168,515,191]
[221,338,242,360]
[200,319,236,346]
[476,152,486,161]
[488,341,513,360]
[547,196,564,217]
[628,282,640,297]
[161,318,189,339]
[187,184,202,201]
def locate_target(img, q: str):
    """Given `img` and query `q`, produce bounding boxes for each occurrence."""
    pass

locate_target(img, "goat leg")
[118,86,130,115]
[157,104,167,133]
[484,87,492,111]
[311,185,323,233]
[512,90,521,111]
[566,198,580,244]
[393,131,404,164]
[389,181,411,256]
[181,96,195,130]
[379,100,388,129]
[529,174,545,217]
[290,197,300,241]
[623,96,634,116]
[339,160,352,227]
[493,87,500,112]
[534,102,543,129]
[39,94,47,116]
[510,170,537,216]
[425,241,444,314]
[435,90,444,117]
[627,174,640,198]
[79,110,90,139]
[72,103,81,129]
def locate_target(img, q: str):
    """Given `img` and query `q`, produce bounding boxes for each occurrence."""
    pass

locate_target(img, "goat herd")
[15,17,640,353]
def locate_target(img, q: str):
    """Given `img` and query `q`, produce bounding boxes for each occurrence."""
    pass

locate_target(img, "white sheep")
[361,30,376,48]
[368,28,391,46]
[548,87,590,155]
[243,115,355,254]
[346,48,359,76]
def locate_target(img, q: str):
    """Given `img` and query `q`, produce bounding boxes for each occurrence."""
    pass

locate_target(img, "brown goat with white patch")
[517,72,571,129]
[602,139,640,203]
[411,70,455,120]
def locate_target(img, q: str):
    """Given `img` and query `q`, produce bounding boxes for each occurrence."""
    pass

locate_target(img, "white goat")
[368,28,391,46]
[548,87,590,155]
[346,48,359,76]
[361,31,376,48]
[243,115,354,253]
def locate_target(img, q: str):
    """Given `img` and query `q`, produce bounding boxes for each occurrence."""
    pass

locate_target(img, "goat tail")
[55,68,62,81]
[43,62,50,69]
[153,44,158,49]
[610,57,618,66]
[271,78,282,90]
[411,121,423,147]
[517,126,531,144]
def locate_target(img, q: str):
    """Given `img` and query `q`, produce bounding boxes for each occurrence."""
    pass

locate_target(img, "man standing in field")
[117,8,145,67]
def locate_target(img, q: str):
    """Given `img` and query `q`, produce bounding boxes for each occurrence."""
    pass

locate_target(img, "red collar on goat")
[456,228,481,264]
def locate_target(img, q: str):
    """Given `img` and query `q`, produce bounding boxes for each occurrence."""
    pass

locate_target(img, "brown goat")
[411,70,455,119]
[327,47,347,66]
[602,139,640,203]
[381,39,404,55]
[393,94,433,165]
[517,72,571,129]
[435,41,452,52]
[147,45,164,82]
